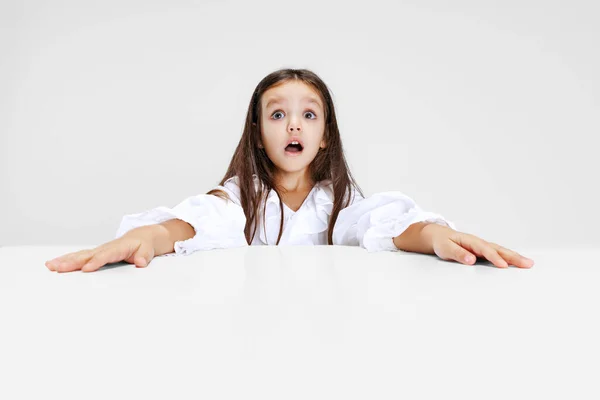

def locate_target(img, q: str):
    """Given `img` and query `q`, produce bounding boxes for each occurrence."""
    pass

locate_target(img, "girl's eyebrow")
[265,96,322,110]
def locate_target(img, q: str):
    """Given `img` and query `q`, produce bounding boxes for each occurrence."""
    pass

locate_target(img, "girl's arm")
[392,221,435,254]
[120,218,195,256]
[152,219,196,256]
[397,222,534,269]
[46,218,196,273]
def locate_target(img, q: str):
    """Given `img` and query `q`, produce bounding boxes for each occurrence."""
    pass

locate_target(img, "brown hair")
[207,68,364,245]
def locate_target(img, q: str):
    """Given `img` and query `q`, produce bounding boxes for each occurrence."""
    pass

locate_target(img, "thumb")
[134,242,155,268]
[443,240,477,265]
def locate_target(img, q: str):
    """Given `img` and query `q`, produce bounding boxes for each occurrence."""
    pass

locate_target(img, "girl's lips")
[285,137,305,148]
[284,148,303,157]
[284,137,304,156]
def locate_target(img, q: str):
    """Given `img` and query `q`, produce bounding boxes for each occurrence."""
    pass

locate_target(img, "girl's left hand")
[424,224,535,269]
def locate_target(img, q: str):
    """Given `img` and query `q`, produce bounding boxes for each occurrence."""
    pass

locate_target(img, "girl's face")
[259,81,326,178]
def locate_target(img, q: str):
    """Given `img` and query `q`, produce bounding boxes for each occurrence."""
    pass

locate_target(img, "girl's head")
[255,79,327,185]
[210,68,363,245]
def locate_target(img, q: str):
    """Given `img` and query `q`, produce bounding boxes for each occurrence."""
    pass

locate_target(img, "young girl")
[45,68,535,273]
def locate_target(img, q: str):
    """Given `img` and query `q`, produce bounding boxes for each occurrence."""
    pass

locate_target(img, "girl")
[45,68,534,273]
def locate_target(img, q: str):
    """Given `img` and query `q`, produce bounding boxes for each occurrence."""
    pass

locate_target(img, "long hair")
[207,68,364,245]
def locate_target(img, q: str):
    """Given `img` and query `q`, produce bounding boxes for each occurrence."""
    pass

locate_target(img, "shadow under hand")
[93,261,134,272]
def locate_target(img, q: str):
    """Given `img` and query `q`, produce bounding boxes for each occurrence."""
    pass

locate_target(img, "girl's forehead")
[262,82,323,108]
[267,80,312,92]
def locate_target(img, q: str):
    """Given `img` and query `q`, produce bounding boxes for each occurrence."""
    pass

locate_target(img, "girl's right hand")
[45,234,156,273]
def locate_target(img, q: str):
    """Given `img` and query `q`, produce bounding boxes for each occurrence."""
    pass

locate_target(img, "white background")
[1,0,598,249]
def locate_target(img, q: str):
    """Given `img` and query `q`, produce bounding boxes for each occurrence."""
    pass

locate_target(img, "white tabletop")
[0,245,598,400]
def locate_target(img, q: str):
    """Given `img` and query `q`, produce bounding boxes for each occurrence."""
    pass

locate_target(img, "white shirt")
[115,175,457,256]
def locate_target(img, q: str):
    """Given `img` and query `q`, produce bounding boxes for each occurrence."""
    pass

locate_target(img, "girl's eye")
[271,110,317,120]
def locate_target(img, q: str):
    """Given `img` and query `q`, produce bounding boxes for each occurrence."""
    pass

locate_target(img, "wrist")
[393,221,435,254]
[124,224,170,255]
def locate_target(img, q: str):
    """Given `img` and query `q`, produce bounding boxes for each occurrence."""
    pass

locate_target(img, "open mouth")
[284,141,304,155]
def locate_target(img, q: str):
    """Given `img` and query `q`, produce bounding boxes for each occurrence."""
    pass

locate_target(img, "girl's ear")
[320,139,326,149]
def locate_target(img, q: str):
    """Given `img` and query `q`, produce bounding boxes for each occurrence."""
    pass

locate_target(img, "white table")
[0,245,597,399]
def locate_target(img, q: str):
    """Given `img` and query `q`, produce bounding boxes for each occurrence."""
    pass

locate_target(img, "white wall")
[1,0,598,250]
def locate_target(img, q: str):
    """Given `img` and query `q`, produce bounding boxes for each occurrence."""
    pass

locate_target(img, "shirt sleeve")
[332,190,457,252]
[114,179,248,256]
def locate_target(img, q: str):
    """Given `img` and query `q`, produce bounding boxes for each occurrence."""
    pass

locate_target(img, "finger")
[52,257,84,273]
[455,235,508,268]
[81,245,131,272]
[45,257,63,270]
[46,250,87,272]
[50,251,94,273]
[489,243,535,269]
[46,252,76,270]
[133,241,154,268]
[444,240,478,265]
